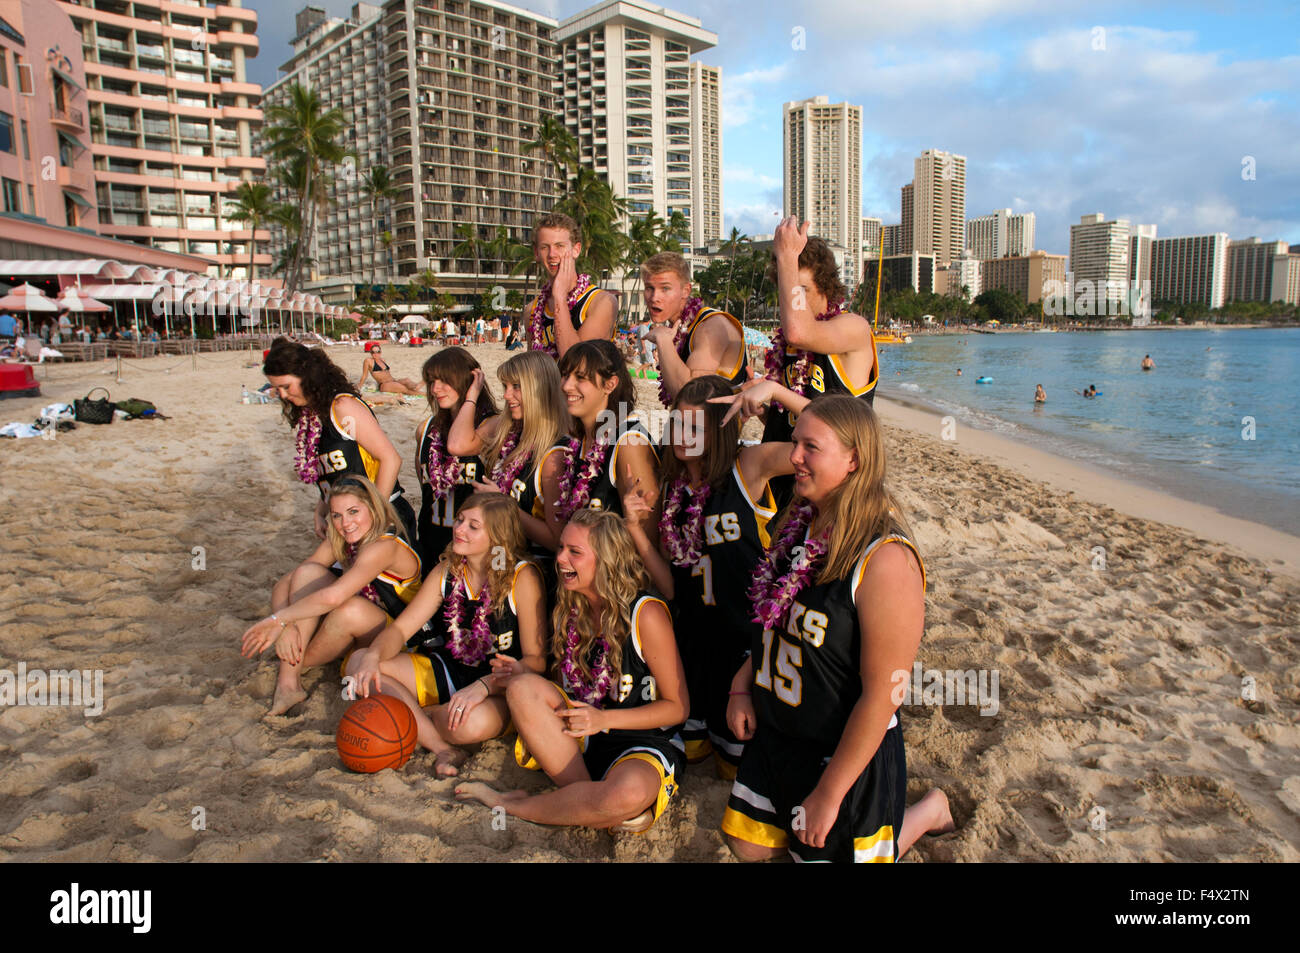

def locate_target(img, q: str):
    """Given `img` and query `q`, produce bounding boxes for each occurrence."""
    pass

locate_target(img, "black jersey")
[752,532,924,752]
[531,285,606,352]
[315,394,409,503]
[560,591,681,738]
[669,461,775,656]
[413,560,532,687]
[671,306,749,399]
[415,415,485,570]
[565,412,658,517]
[368,534,424,621]
[760,334,881,445]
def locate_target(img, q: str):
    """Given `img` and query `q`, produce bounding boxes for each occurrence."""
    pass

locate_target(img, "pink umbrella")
[57,287,112,312]
[0,283,59,312]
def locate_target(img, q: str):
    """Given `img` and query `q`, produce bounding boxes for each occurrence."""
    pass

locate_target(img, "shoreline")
[874,394,1300,575]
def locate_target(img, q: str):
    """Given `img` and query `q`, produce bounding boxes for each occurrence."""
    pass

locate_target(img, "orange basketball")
[336,695,418,773]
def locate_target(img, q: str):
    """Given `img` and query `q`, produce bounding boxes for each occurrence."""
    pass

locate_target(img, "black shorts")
[721,717,906,863]
[677,621,748,775]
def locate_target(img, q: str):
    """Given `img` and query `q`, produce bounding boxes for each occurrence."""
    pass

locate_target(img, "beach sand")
[1,341,1297,862]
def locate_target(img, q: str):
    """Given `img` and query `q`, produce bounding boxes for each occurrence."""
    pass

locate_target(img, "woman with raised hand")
[415,347,498,574]
[240,476,425,717]
[448,350,571,559]
[549,340,660,542]
[455,509,688,833]
[346,493,548,777]
[263,336,416,540]
[720,395,953,863]
[623,375,794,780]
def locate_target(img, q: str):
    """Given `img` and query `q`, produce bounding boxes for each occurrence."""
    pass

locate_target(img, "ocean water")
[873,328,1300,535]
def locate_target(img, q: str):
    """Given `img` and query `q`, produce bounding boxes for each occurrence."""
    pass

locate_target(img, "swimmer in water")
[1141,354,1154,370]
[956,368,962,377]
[1034,384,1046,403]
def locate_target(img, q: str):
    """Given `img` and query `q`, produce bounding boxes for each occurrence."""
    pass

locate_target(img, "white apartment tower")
[783,96,862,291]
[1151,233,1230,309]
[966,208,1035,260]
[912,149,966,266]
[555,0,718,250]
[1070,213,1131,312]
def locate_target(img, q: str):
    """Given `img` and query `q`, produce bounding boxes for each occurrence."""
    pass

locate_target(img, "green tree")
[226,180,274,282]
[452,222,484,303]
[361,165,397,291]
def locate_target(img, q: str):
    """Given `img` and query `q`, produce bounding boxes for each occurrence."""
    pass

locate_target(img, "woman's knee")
[724,834,782,863]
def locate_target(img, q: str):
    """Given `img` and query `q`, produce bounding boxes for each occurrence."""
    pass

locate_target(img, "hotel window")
[0,111,13,153]
[0,48,6,87]
[2,177,20,212]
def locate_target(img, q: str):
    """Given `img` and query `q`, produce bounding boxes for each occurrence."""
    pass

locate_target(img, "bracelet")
[478,676,491,693]
[729,691,751,696]
[271,613,287,629]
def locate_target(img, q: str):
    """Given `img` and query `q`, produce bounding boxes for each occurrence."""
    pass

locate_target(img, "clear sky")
[245,0,1300,255]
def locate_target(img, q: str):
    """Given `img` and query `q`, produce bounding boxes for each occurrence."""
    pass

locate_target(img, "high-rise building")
[1,0,98,231]
[911,149,965,266]
[264,4,388,289]
[1150,233,1230,309]
[862,251,934,295]
[369,0,558,291]
[783,95,861,290]
[980,251,1066,305]
[1070,213,1131,312]
[898,182,913,256]
[966,208,1035,260]
[1129,223,1156,287]
[1271,250,1300,306]
[58,0,266,277]
[1226,237,1289,303]
[881,223,903,257]
[556,0,718,250]
[936,254,981,299]
[688,60,720,246]
[861,216,881,259]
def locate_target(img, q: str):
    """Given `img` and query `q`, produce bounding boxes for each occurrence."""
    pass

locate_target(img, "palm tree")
[524,115,579,192]
[452,222,483,305]
[226,181,274,282]
[719,227,750,313]
[553,167,628,281]
[263,84,347,294]
[361,165,397,292]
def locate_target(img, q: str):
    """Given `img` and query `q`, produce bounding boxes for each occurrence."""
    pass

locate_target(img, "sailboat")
[870,241,911,344]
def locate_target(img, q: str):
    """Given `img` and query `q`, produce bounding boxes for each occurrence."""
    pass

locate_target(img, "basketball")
[336,695,418,773]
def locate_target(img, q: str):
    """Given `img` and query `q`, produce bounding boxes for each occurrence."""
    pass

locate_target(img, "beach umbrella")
[399,314,429,326]
[57,287,112,313]
[743,326,771,348]
[0,283,59,312]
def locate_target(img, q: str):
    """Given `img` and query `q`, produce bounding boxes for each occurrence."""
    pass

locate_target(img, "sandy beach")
[1,341,1297,862]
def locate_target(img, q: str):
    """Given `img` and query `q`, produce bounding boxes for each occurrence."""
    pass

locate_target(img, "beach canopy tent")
[0,283,59,312]
[399,314,429,326]
[57,287,111,313]
[0,259,134,282]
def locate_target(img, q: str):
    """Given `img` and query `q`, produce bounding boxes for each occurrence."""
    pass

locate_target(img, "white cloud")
[721,62,792,127]
[725,202,783,237]
[724,166,781,189]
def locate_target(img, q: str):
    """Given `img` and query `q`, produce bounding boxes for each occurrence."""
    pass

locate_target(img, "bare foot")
[921,789,956,835]
[267,683,308,717]
[433,748,468,778]
[454,781,527,810]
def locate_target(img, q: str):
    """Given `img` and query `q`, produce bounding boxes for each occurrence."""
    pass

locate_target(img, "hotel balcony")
[51,103,85,130]
[58,165,95,192]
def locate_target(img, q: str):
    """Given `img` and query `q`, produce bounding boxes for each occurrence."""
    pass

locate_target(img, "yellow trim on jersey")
[721,806,789,848]
[416,415,436,484]
[732,463,776,549]
[410,650,440,707]
[608,750,677,827]
[854,826,896,863]
[376,535,423,604]
[630,595,669,661]
[609,420,658,490]
[687,307,745,381]
[828,348,877,398]
[852,534,927,600]
[544,286,601,328]
[507,559,529,615]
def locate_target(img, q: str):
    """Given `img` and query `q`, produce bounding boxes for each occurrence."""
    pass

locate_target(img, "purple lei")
[747,503,828,630]
[656,296,706,407]
[762,300,845,411]
[424,423,460,497]
[293,408,323,484]
[344,541,383,608]
[529,273,593,357]
[558,607,614,706]
[443,568,495,665]
[492,426,529,492]
[659,475,712,567]
[555,434,611,521]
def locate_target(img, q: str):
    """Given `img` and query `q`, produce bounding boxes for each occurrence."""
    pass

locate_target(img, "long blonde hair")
[436,492,531,619]
[551,508,649,687]
[774,395,916,583]
[325,475,404,567]
[484,350,569,479]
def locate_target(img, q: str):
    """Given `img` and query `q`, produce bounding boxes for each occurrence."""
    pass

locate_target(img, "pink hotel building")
[43,0,267,276]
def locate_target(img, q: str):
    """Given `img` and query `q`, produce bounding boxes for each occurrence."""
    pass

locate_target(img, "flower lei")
[659,476,712,566]
[424,423,460,497]
[747,503,828,630]
[762,300,845,411]
[558,606,615,706]
[555,434,611,521]
[529,273,593,357]
[491,426,529,493]
[443,568,495,665]
[655,296,706,406]
[344,541,383,607]
[294,409,323,484]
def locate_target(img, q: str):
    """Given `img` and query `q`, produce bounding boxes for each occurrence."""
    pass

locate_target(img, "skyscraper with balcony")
[57,0,265,277]
[1150,233,1229,309]
[264,4,389,289]
[966,208,1035,260]
[912,148,965,266]
[783,95,862,290]
[898,182,913,256]
[1225,237,1289,303]
[555,0,718,251]
[1070,213,1131,312]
